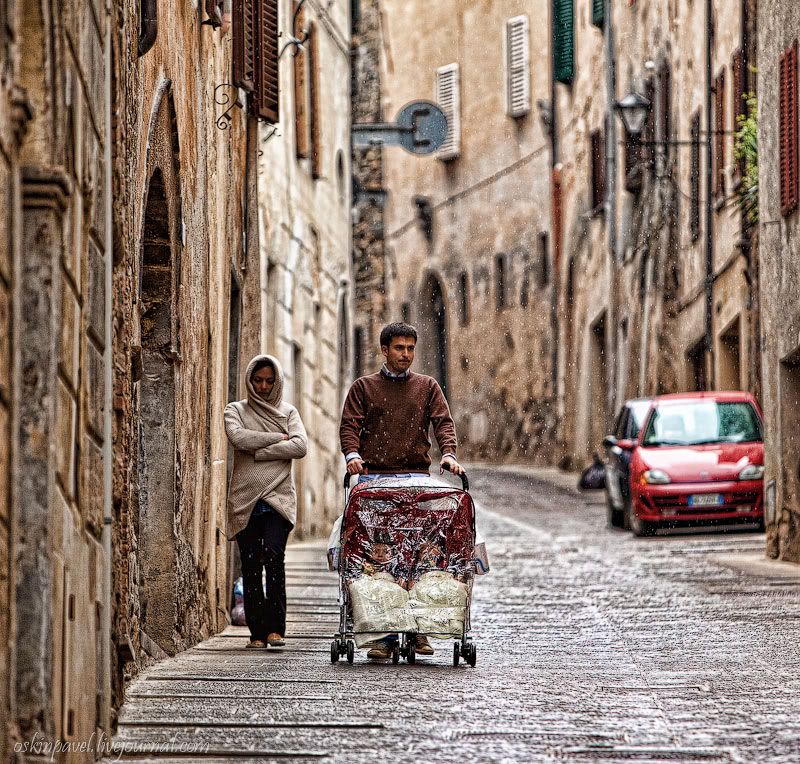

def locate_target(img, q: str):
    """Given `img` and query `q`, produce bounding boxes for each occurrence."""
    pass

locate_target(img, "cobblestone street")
[112,468,800,763]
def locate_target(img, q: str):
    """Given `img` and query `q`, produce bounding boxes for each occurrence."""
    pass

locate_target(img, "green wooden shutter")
[592,0,604,28]
[553,0,574,83]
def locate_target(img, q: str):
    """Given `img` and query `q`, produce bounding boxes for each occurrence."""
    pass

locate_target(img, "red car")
[604,392,764,536]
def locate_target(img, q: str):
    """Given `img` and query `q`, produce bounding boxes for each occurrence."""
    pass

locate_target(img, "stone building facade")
[1,0,271,754]
[758,0,800,561]
[258,0,352,537]
[354,0,761,469]
[365,0,558,462]
[0,0,115,753]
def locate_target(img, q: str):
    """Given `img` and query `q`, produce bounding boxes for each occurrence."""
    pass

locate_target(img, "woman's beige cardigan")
[224,354,308,538]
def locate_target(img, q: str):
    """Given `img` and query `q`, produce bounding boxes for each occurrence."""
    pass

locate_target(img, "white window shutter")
[436,63,461,160]
[506,16,530,117]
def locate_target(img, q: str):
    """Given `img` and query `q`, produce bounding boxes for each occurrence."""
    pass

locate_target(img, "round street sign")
[395,100,449,155]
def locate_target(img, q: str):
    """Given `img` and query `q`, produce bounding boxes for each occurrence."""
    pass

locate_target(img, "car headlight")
[641,469,671,485]
[738,465,764,481]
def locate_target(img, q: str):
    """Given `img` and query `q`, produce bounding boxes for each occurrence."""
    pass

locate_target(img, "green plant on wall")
[734,91,758,226]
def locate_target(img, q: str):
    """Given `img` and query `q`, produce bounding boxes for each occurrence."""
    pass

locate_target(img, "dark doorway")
[686,337,707,392]
[418,274,449,398]
[589,313,608,456]
[137,166,178,654]
[718,317,742,390]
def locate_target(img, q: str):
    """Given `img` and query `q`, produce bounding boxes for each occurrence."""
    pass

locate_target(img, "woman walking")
[225,354,307,649]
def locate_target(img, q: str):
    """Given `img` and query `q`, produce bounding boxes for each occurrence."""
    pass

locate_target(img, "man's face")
[381,336,416,373]
[252,366,276,398]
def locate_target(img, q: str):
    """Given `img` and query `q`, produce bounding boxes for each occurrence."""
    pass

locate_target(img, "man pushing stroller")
[339,322,465,659]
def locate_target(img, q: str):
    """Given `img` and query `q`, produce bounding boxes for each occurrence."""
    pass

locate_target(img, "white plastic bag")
[349,573,417,647]
[408,571,468,638]
[326,514,343,571]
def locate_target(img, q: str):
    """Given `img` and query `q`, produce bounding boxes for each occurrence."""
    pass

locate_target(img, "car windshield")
[642,401,762,447]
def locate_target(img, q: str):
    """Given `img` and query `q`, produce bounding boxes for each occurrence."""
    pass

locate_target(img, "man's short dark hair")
[380,322,418,348]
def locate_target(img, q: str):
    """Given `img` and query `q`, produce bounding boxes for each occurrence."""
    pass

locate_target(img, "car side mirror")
[617,438,636,451]
[602,436,617,449]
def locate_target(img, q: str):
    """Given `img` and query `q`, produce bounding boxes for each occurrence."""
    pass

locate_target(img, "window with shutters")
[308,23,322,178]
[590,128,605,213]
[553,0,574,83]
[233,0,279,123]
[436,64,461,160]
[780,40,799,216]
[712,69,726,201]
[506,16,530,118]
[294,2,309,159]
[731,48,745,181]
[592,0,604,28]
[690,111,701,242]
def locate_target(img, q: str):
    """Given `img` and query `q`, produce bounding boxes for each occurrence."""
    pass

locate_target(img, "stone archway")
[417,273,449,398]
[136,87,182,655]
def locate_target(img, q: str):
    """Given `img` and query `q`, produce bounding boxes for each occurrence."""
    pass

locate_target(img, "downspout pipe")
[138,0,158,58]
[704,0,715,386]
[604,0,618,418]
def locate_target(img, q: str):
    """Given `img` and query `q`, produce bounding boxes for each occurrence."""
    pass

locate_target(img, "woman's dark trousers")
[236,501,293,640]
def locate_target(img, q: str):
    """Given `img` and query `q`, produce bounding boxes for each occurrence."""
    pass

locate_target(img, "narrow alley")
[111,468,800,763]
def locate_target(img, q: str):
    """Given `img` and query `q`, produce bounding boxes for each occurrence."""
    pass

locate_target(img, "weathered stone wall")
[758,0,800,561]
[1,0,115,750]
[352,0,388,373]
[257,0,352,538]
[110,0,250,712]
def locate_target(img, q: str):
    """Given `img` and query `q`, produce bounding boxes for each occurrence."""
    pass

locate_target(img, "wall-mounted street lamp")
[614,92,652,136]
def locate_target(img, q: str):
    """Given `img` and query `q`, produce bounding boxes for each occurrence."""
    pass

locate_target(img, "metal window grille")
[495,255,506,311]
[732,48,745,181]
[506,16,530,117]
[780,40,799,216]
[436,64,461,160]
[590,128,605,211]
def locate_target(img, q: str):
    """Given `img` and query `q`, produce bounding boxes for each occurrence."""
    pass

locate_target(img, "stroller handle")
[342,468,469,492]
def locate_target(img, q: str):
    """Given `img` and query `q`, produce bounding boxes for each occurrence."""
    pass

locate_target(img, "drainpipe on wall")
[550,1,563,449]
[704,0,715,387]
[604,0,619,421]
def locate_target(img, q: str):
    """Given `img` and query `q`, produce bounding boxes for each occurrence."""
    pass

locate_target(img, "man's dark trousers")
[236,500,293,640]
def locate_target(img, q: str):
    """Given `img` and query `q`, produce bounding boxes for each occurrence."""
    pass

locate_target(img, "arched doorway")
[417,273,449,398]
[136,89,182,655]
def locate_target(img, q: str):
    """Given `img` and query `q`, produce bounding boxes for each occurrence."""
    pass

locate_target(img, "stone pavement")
[111,467,800,763]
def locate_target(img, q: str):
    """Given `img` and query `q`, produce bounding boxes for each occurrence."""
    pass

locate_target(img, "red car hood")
[638,442,763,482]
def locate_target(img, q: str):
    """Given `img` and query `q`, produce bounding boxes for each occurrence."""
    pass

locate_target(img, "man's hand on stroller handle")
[347,457,366,475]
[440,456,464,476]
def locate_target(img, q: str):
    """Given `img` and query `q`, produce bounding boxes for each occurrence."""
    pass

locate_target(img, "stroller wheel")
[330,640,339,664]
[467,643,477,668]
[406,642,416,664]
[452,642,460,667]
[346,640,355,664]
[392,644,400,664]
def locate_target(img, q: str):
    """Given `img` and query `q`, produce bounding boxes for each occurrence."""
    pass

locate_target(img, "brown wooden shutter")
[232,0,256,92]
[690,111,701,242]
[293,2,309,158]
[713,70,725,199]
[253,0,280,123]
[780,40,799,216]
[308,23,322,178]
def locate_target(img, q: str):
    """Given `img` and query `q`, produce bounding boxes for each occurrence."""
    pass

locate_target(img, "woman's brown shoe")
[246,639,267,649]
[267,633,286,647]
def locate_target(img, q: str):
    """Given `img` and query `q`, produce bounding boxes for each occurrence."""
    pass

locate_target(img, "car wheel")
[630,511,656,537]
[606,492,625,528]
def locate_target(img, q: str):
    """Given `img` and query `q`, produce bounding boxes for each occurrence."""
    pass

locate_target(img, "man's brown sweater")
[339,370,457,471]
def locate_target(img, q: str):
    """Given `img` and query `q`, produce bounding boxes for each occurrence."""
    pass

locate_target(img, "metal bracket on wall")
[214,84,244,130]
[279,0,309,59]
[258,126,281,157]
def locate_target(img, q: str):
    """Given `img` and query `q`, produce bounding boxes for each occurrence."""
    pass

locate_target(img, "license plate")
[688,493,724,507]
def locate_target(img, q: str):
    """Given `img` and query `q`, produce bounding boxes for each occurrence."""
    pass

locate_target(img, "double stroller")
[328,471,484,667]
